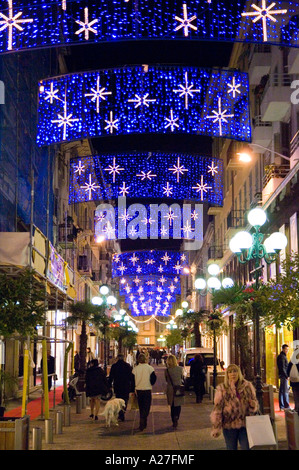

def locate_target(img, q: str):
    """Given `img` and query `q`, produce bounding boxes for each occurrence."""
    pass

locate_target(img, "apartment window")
[143,322,150,331]
[144,337,150,345]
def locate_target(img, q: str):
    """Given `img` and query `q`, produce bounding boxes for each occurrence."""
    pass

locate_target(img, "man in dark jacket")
[277,344,290,411]
[85,359,109,420]
[109,354,134,421]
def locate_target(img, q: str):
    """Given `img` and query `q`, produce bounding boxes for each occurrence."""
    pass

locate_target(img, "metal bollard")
[55,410,63,434]
[76,394,82,414]
[81,391,86,409]
[64,404,71,426]
[32,427,42,450]
[45,419,53,444]
[86,396,90,406]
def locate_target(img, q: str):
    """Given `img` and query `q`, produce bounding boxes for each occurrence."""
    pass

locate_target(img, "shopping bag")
[173,384,185,397]
[130,393,139,410]
[245,415,277,449]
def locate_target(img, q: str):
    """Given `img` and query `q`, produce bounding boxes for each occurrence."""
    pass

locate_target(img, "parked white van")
[179,347,220,390]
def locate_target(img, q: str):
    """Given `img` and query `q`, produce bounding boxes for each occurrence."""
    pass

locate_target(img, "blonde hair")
[166,354,178,368]
[224,364,244,388]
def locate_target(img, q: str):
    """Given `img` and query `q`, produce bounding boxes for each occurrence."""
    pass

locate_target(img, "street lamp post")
[229,207,287,411]
[195,264,234,389]
[92,285,117,375]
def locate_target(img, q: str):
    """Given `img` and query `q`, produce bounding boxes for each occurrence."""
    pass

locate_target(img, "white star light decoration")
[85,75,112,113]
[44,82,61,104]
[227,77,241,99]
[241,0,287,42]
[168,157,188,183]
[51,96,79,141]
[206,97,234,136]
[192,175,212,201]
[165,109,179,132]
[74,160,85,176]
[0,0,33,51]
[80,174,101,200]
[75,7,98,40]
[105,111,119,134]
[173,72,201,109]
[128,93,157,108]
[175,3,197,37]
[104,157,124,183]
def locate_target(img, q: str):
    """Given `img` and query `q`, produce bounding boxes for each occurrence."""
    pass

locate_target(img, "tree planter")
[0,415,30,450]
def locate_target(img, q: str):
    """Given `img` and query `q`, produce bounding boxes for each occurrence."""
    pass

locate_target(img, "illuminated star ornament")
[206,97,234,136]
[44,82,60,104]
[168,157,188,183]
[74,160,85,176]
[192,175,212,201]
[105,111,119,134]
[241,0,288,42]
[128,93,157,108]
[51,96,79,141]
[104,157,124,183]
[0,0,33,51]
[85,75,112,113]
[227,77,241,99]
[173,72,201,109]
[165,109,179,132]
[208,161,219,176]
[75,7,98,40]
[175,3,197,37]
[80,174,101,200]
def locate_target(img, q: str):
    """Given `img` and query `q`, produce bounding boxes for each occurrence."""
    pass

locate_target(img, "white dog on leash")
[100,398,126,427]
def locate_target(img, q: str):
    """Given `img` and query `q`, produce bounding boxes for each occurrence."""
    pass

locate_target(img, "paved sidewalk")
[3,364,291,452]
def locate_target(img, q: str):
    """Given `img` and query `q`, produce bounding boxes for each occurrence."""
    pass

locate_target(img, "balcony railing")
[253,115,272,128]
[290,130,299,156]
[226,210,245,229]
[208,246,223,260]
[263,164,290,188]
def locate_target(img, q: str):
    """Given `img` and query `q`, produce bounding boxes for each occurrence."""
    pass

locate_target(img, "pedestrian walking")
[74,350,80,373]
[86,347,95,368]
[132,353,156,431]
[210,364,259,450]
[109,354,134,421]
[85,359,110,420]
[165,354,184,428]
[40,351,55,391]
[190,354,206,403]
[287,347,299,412]
[277,344,290,411]
[126,350,135,368]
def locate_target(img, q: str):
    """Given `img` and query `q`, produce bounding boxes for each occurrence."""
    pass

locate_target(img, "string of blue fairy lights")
[37,65,251,145]
[0,1,299,54]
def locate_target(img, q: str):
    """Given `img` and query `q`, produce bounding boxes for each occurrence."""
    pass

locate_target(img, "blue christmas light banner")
[118,274,181,316]
[69,153,223,205]
[119,275,181,297]
[112,250,189,278]
[37,66,251,145]
[94,200,204,243]
[1,1,299,54]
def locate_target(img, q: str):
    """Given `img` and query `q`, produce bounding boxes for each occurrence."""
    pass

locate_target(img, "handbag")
[245,415,277,449]
[167,369,185,397]
[130,393,139,410]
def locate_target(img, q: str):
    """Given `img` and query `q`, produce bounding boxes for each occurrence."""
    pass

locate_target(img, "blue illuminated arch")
[0,1,299,54]
[37,65,251,145]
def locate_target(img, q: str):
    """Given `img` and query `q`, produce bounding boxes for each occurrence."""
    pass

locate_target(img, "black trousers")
[171,404,181,423]
[136,390,152,429]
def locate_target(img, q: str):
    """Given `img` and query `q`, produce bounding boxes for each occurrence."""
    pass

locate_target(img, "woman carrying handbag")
[165,355,185,428]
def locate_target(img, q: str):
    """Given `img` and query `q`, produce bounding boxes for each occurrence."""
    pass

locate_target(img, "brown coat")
[165,366,185,407]
[210,379,259,432]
